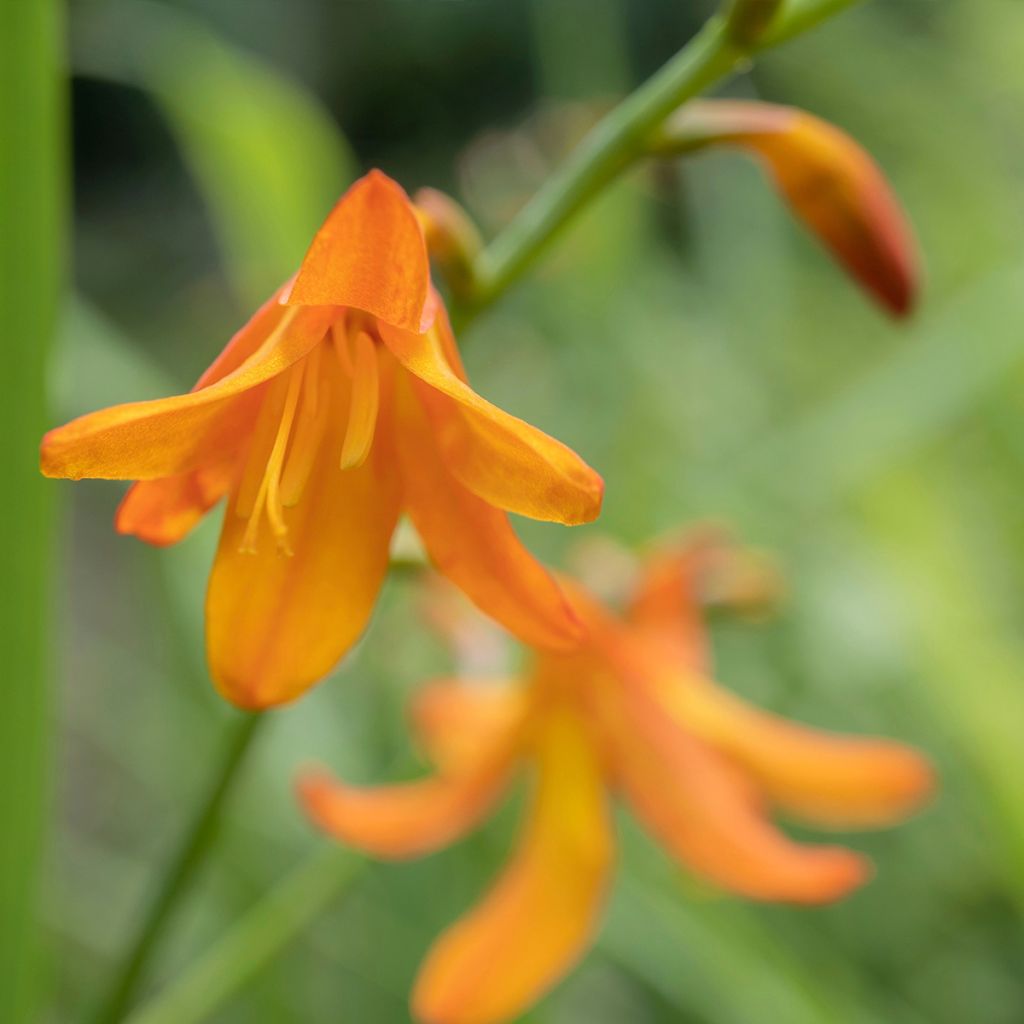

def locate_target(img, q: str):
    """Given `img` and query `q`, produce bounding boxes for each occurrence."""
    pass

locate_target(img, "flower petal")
[411,678,527,773]
[41,301,335,481]
[288,170,432,332]
[660,101,918,316]
[379,306,603,526]
[412,706,612,1024]
[115,459,236,546]
[394,372,584,651]
[206,377,399,709]
[598,669,868,903]
[654,670,934,828]
[626,544,711,673]
[298,742,517,860]
[627,529,783,671]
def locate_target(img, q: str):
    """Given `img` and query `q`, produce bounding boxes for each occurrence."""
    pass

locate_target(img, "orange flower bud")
[655,100,919,317]
[414,187,484,303]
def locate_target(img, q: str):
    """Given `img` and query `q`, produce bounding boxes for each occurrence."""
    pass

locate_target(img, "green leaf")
[0,0,65,1020]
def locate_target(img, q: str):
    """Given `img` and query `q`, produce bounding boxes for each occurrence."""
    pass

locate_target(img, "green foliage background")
[31,0,1024,1020]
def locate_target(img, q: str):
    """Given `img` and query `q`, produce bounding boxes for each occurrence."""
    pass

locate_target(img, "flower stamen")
[280,375,329,506]
[339,330,380,470]
[239,361,305,555]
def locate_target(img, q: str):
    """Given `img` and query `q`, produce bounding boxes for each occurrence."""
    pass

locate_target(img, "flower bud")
[677,525,785,621]
[654,100,919,317]
[414,187,484,302]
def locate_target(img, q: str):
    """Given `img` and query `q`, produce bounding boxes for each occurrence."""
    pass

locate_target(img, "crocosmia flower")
[301,530,933,1024]
[41,171,603,709]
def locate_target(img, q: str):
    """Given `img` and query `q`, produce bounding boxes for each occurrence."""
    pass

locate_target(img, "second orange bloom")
[302,531,934,1024]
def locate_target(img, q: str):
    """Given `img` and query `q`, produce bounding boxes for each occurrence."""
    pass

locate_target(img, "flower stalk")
[89,713,264,1024]
[458,0,868,316]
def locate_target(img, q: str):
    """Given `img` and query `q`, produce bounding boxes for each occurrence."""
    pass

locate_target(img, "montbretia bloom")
[301,531,934,1024]
[41,171,603,709]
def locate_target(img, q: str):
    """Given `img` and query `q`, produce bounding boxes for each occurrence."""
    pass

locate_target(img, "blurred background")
[19,0,1024,1020]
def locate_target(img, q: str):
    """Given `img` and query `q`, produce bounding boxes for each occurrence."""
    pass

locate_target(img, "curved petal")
[298,744,517,860]
[411,678,527,772]
[412,707,613,1024]
[206,373,399,708]
[115,458,237,546]
[288,170,432,332]
[41,302,335,481]
[379,308,603,527]
[394,372,584,652]
[655,671,934,828]
[597,673,868,903]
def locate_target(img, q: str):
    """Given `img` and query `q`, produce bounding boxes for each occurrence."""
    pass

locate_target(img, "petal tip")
[288,170,431,332]
[793,848,872,905]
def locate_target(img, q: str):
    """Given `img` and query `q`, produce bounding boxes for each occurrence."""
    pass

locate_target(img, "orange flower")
[41,171,603,709]
[301,530,934,1024]
[655,100,919,316]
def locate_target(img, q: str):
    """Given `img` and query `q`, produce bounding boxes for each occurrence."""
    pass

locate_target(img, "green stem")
[126,846,365,1024]
[472,15,738,307]
[760,0,864,46]
[0,1,65,1021]
[467,0,866,312]
[89,713,265,1024]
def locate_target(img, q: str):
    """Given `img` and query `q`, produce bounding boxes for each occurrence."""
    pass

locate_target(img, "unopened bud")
[653,100,919,317]
[414,187,484,302]
[697,545,784,621]
[631,524,784,630]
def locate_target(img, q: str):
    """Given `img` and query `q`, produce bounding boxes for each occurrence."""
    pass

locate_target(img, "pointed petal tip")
[786,847,872,905]
[879,746,936,817]
[288,170,431,332]
[555,469,605,527]
[39,430,84,480]
[295,769,336,821]
[213,677,292,712]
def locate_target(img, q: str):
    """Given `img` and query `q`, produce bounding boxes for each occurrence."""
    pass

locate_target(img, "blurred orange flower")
[656,100,919,316]
[41,171,603,709]
[301,530,934,1024]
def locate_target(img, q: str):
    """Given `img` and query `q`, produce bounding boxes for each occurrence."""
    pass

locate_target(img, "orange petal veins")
[116,459,236,546]
[599,675,868,903]
[207,366,399,709]
[411,678,528,773]
[394,374,584,652]
[299,745,517,860]
[652,670,934,828]
[40,303,335,481]
[379,307,603,527]
[288,170,432,332]
[666,101,918,316]
[412,706,613,1024]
